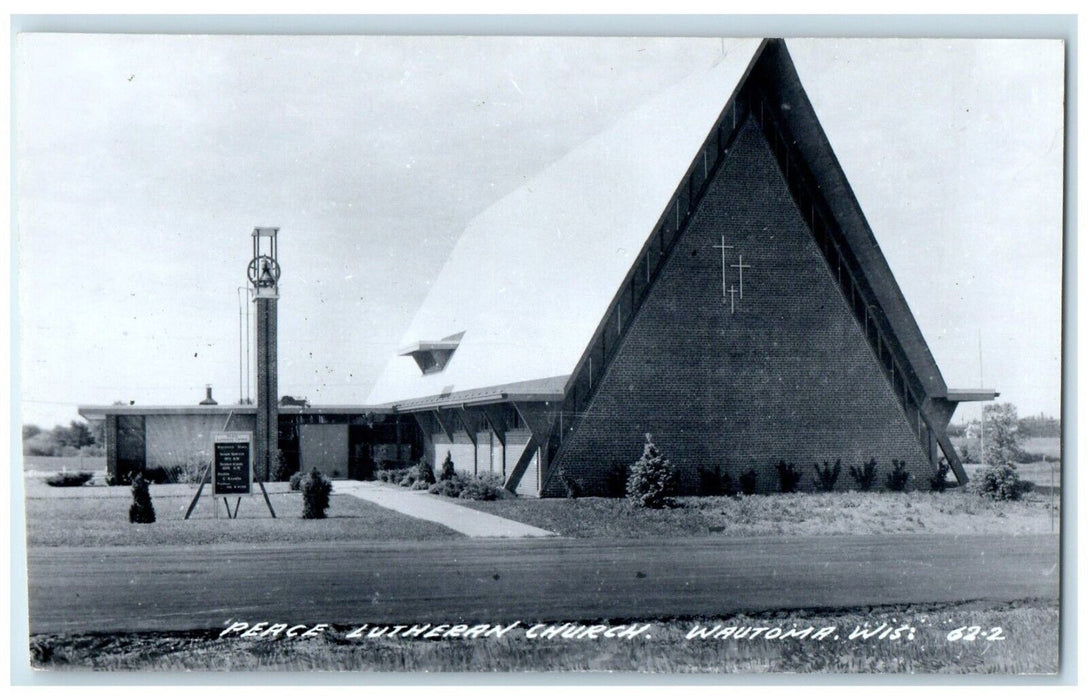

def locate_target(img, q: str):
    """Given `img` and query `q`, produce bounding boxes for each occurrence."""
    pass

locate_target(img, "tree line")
[22,421,105,457]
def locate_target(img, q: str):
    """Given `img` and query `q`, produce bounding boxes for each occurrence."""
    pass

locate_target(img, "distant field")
[22,455,106,473]
[1019,436,1062,459]
[950,435,1061,462]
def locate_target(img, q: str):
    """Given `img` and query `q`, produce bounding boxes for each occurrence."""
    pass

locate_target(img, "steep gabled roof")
[368,38,955,417]
[367,38,764,406]
[749,40,949,399]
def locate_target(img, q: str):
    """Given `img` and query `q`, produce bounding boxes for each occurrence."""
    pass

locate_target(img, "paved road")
[27,534,1059,634]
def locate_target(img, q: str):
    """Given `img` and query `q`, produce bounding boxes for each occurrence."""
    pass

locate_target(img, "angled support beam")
[506,402,559,494]
[431,410,455,443]
[409,412,431,438]
[934,429,969,486]
[456,408,478,447]
[503,435,539,495]
[480,405,507,448]
[457,407,479,475]
[512,401,558,448]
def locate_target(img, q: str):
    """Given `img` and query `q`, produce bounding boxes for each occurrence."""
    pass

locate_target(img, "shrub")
[459,475,506,501]
[300,469,333,519]
[414,460,436,486]
[558,467,583,499]
[438,452,457,481]
[976,463,1031,501]
[375,468,411,484]
[813,460,841,492]
[929,459,952,492]
[849,458,879,491]
[886,459,911,492]
[128,474,156,524]
[397,461,437,489]
[604,461,629,498]
[625,434,679,509]
[775,461,802,493]
[739,469,758,495]
[45,471,94,487]
[429,475,467,498]
[288,471,304,491]
[271,450,297,482]
[698,465,737,497]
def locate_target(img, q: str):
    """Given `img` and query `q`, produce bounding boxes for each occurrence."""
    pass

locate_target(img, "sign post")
[184,431,276,520]
[213,432,251,518]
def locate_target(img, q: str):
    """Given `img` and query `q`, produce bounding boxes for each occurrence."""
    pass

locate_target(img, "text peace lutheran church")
[79,39,996,497]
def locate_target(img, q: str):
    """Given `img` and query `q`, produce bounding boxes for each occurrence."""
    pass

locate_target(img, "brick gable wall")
[545,117,931,496]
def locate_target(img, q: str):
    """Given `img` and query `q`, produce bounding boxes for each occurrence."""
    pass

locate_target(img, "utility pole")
[978,330,986,465]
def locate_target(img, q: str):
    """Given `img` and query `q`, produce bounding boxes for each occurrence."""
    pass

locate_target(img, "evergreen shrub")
[128,474,156,523]
[301,469,333,519]
[775,461,802,493]
[625,434,679,509]
[813,460,841,492]
[849,458,879,491]
[739,469,758,495]
[698,465,737,497]
[886,459,912,491]
[439,452,457,481]
[929,459,952,492]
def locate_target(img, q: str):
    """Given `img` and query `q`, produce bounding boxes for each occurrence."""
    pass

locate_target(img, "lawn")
[23,479,460,547]
[458,488,1059,539]
[29,598,1057,673]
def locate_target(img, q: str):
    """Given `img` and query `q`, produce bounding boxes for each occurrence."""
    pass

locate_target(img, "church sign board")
[213,432,253,496]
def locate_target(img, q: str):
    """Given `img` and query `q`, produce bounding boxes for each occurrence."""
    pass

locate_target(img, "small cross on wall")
[731,254,752,299]
[712,235,734,302]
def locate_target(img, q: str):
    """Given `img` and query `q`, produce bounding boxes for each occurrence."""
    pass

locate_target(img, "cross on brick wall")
[712,235,734,302]
[731,254,752,299]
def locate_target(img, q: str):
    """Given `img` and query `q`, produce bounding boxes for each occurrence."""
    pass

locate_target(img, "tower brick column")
[255,296,278,481]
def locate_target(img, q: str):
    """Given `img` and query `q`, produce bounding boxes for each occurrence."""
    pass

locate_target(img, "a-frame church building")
[367,38,995,497]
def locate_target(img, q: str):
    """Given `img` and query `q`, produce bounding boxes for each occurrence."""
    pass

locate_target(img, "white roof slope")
[367,39,763,406]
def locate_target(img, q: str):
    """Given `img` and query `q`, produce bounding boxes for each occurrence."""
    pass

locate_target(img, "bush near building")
[301,469,333,519]
[886,460,911,492]
[625,434,679,509]
[849,458,879,491]
[813,460,841,492]
[45,472,94,487]
[976,463,1032,501]
[128,475,156,524]
[439,452,457,481]
[739,469,758,495]
[929,460,952,492]
[775,461,802,493]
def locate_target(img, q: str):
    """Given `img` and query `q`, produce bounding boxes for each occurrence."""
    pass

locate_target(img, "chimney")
[200,385,218,406]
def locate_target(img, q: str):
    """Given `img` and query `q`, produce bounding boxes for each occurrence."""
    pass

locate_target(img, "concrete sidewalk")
[334,480,556,538]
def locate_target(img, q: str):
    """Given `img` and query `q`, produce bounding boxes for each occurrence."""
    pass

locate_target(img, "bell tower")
[248,227,281,481]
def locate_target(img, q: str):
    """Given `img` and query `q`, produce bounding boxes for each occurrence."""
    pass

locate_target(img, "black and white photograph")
[12,23,1068,676]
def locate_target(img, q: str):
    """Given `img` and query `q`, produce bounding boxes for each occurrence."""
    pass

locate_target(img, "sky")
[13,35,1065,428]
